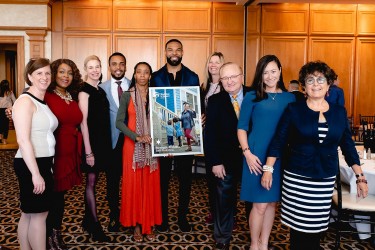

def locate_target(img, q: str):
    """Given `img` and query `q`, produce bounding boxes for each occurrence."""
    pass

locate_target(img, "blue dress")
[238,90,295,202]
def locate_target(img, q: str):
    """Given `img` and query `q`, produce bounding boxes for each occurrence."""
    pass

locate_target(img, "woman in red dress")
[45,59,83,250]
[116,62,162,242]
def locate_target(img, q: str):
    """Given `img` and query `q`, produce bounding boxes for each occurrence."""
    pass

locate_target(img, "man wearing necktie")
[100,52,131,231]
[205,62,251,250]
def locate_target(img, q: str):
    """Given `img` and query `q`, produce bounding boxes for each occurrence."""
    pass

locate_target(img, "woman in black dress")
[78,55,112,242]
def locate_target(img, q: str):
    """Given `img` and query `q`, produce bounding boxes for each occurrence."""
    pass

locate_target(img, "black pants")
[213,166,240,244]
[46,191,66,236]
[290,228,321,250]
[105,134,124,220]
[159,156,193,225]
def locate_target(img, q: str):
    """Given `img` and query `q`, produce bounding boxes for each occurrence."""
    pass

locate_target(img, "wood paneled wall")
[51,0,244,83]
[247,3,375,123]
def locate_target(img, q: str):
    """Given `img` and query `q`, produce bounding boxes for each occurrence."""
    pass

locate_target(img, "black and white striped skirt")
[281,170,336,233]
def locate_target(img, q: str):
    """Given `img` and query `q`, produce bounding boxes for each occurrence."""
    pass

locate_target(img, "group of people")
[8,37,369,250]
[0,79,16,144]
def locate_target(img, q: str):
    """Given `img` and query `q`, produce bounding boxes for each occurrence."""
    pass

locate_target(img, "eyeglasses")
[220,74,243,83]
[305,76,327,85]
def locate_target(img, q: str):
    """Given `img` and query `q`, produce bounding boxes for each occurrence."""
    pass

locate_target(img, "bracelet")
[242,147,249,153]
[355,173,364,179]
[262,165,274,173]
[356,179,368,184]
[85,152,94,158]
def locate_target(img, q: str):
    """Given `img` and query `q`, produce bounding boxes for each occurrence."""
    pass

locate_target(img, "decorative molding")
[26,29,47,58]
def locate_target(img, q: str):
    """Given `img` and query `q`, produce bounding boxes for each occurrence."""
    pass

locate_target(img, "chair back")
[348,115,360,142]
[360,114,375,152]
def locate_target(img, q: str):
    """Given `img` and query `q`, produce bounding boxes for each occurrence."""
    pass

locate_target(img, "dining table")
[339,145,375,239]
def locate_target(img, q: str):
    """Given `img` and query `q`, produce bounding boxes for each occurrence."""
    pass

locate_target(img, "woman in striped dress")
[262,61,368,250]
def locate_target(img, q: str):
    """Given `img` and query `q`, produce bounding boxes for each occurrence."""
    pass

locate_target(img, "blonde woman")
[78,55,112,242]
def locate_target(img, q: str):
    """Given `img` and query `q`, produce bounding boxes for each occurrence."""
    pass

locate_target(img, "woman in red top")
[45,59,83,250]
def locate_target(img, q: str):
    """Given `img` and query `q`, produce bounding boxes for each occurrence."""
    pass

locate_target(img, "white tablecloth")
[338,146,375,239]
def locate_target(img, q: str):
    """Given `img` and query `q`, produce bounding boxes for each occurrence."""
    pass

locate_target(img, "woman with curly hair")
[45,59,83,250]
[264,61,368,249]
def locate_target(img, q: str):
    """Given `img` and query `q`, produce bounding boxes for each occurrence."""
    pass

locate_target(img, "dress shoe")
[205,213,213,225]
[214,242,230,250]
[178,218,192,233]
[155,222,169,233]
[107,218,121,232]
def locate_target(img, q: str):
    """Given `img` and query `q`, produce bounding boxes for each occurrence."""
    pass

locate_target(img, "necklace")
[268,92,277,101]
[54,89,72,102]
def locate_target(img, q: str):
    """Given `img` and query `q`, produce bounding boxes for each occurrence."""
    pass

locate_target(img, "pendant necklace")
[268,92,277,101]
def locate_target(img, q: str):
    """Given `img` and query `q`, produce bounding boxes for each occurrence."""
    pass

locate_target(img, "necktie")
[116,81,123,101]
[232,94,240,118]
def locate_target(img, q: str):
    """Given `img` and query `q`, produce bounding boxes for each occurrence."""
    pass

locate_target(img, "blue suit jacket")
[100,78,131,149]
[150,64,199,87]
[268,101,360,178]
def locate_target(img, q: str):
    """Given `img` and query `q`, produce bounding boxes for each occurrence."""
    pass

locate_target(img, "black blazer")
[268,101,360,178]
[205,86,251,170]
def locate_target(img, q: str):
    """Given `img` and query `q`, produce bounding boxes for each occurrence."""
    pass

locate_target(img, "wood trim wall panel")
[354,38,375,123]
[114,34,161,80]
[51,0,62,32]
[114,2,162,32]
[357,4,375,36]
[63,2,112,32]
[163,1,211,33]
[164,35,211,84]
[212,35,244,69]
[247,6,261,35]
[213,3,244,34]
[261,36,308,84]
[63,34,111,81]
[310,4,357,35]
[309,37,355,114]
[51,31,63,60]
[246,36,260,86]
[261,3,309,35]
[26,30,47,58]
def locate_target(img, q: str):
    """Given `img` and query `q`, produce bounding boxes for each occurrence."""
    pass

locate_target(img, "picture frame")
[149,86,203,157]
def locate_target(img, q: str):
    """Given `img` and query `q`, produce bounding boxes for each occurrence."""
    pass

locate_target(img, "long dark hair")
[48,58,83,101]
[250,55,287,102]
[128,62,153,115]
[0,79,11,97]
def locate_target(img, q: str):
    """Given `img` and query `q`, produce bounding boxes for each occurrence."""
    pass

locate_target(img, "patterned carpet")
[0,149,373,249]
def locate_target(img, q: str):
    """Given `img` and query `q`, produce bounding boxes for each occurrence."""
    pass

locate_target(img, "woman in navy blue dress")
[238,55,295,250]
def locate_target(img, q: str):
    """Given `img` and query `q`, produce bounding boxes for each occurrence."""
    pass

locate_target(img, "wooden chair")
[331,164,375,249]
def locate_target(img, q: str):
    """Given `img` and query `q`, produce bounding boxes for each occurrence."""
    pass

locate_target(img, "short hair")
[167,120,172,125]
[289,80,300,85]
[108,52,126,65]
[219,62,243,76]
[298,61,337,87]
[165,39,183,49]
[48,58,83,100]
[24,58,50,86]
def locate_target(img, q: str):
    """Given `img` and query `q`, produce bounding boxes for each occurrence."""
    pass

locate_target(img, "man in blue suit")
[151,39,199,233]
[99,52,131,231]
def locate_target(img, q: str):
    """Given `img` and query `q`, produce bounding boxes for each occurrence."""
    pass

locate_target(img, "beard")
[111,72,125,81]
[167,56,182,66]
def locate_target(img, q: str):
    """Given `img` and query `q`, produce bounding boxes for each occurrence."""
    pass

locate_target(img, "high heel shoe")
[90,221,110,242]
[133,225,143,243]
[51,228,68,250]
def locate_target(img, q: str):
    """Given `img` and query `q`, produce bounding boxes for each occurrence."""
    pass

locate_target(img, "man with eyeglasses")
[205,62,251,250]
[150,39,199,233]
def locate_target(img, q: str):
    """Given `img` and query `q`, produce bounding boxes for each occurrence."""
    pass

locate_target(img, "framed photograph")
[149,86,203,157]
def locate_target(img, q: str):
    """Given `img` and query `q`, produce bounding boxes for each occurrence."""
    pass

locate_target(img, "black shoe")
[214,242,230,250]
[155,223,169,233]
[178,219,192,233]
[90,221,110,242]
[107,218,121,232]
[51,228,68,250]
